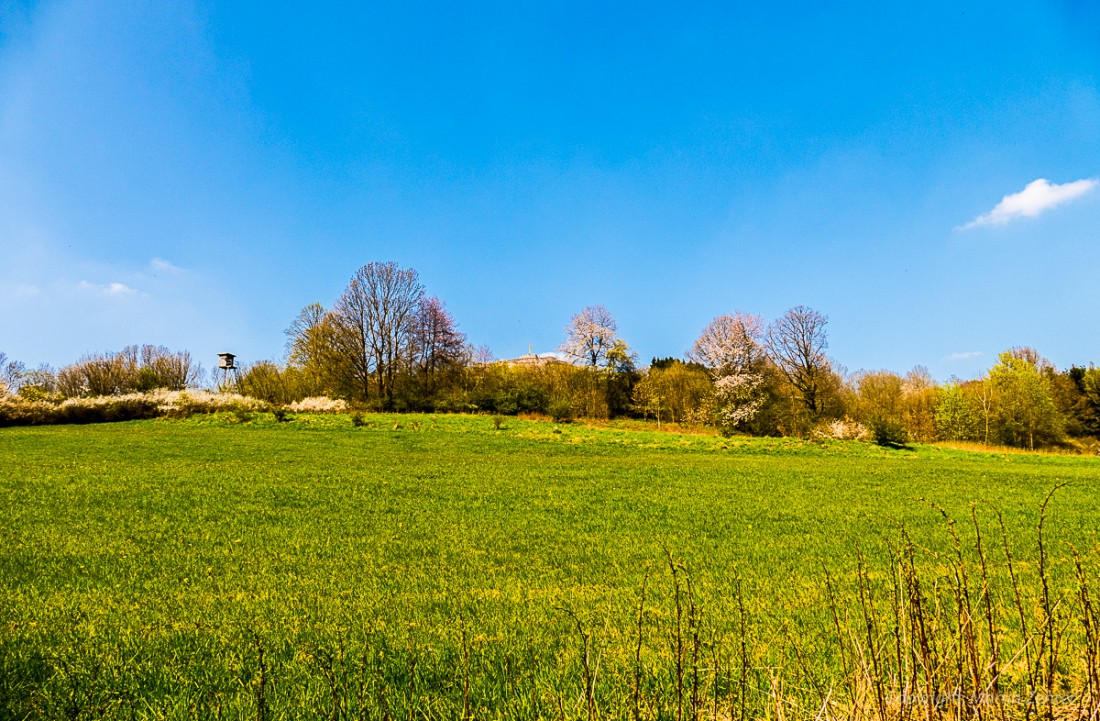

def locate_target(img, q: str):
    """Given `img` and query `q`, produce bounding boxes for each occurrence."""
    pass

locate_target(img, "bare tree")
[139,345,200,390]
[54,345,199,396]
[469,344,494,365]
[560,305,620,369]
[329,262,424,408]
[285,303,327,366]
[56,350,136,397]
[0,352,25,394]
[18,365,57,398]
[766,305,831,418]
[237,361,288,404]
[410,296,467,392]
[1008,346,1055,373]
[284,302,345,397]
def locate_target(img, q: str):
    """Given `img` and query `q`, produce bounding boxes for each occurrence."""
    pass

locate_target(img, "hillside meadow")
[2,412,1099,719]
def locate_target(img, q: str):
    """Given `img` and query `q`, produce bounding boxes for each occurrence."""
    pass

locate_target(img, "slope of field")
[1,413,1097,719]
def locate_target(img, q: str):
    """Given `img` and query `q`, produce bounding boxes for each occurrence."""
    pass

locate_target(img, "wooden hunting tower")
[216,352,240,391]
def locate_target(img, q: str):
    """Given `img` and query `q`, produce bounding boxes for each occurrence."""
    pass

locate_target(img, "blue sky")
[1,0,1098,382]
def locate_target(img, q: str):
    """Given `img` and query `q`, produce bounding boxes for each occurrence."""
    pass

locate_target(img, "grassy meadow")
[2,413,1099,719]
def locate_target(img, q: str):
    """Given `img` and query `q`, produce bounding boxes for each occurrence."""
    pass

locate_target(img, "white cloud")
[961,178,1098,229]
[77,280,141,296]
[150,257,184,274]
[945,351,982,362]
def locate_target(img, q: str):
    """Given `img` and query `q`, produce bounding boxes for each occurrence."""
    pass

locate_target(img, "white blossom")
[714,369,765,428]
[687,313,764,374]
[288,396,349,413]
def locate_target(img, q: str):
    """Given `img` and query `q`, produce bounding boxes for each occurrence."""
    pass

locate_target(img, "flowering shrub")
[0,395,159,426]
[714,370,765,435]
[0,389,268,427]
[151,389,265,417]
[813,418,870,441]
[288,396,348,413]
[0,398,52,426]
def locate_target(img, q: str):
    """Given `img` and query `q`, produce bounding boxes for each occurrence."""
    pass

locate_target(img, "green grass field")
[2,413,1098,719]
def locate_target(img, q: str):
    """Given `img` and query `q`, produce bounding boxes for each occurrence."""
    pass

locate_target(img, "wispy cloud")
[150,258,184,274]
[0,282,41,300]
[77,280,141,297]
[945,351,982,362]
[960,178,1097,230]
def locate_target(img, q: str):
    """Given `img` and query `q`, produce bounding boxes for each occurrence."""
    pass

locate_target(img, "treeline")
[3,261,1098,451]
[0,345,199,400]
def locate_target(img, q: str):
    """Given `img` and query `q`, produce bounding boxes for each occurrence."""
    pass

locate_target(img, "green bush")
[228,404,254,423]
[549,400,573,423]
[868,416,910,448]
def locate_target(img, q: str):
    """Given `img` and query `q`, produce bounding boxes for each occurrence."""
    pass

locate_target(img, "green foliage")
[934,383,982,441]
[988,352,1063,449]
[633,361,712,425]
[227,404,255,423]
[1061,365,1100,437]
[850,370,905,424]
[15,384,57,402]
[1082,368,1100,430]
[465,363,582,416]
[901,367,939,442]
[649,356,680,370]
[548,399,573,422]
[14,365,59,401]
[867,415,910,448]
[238,361,289,404]
[492,383,549,415]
